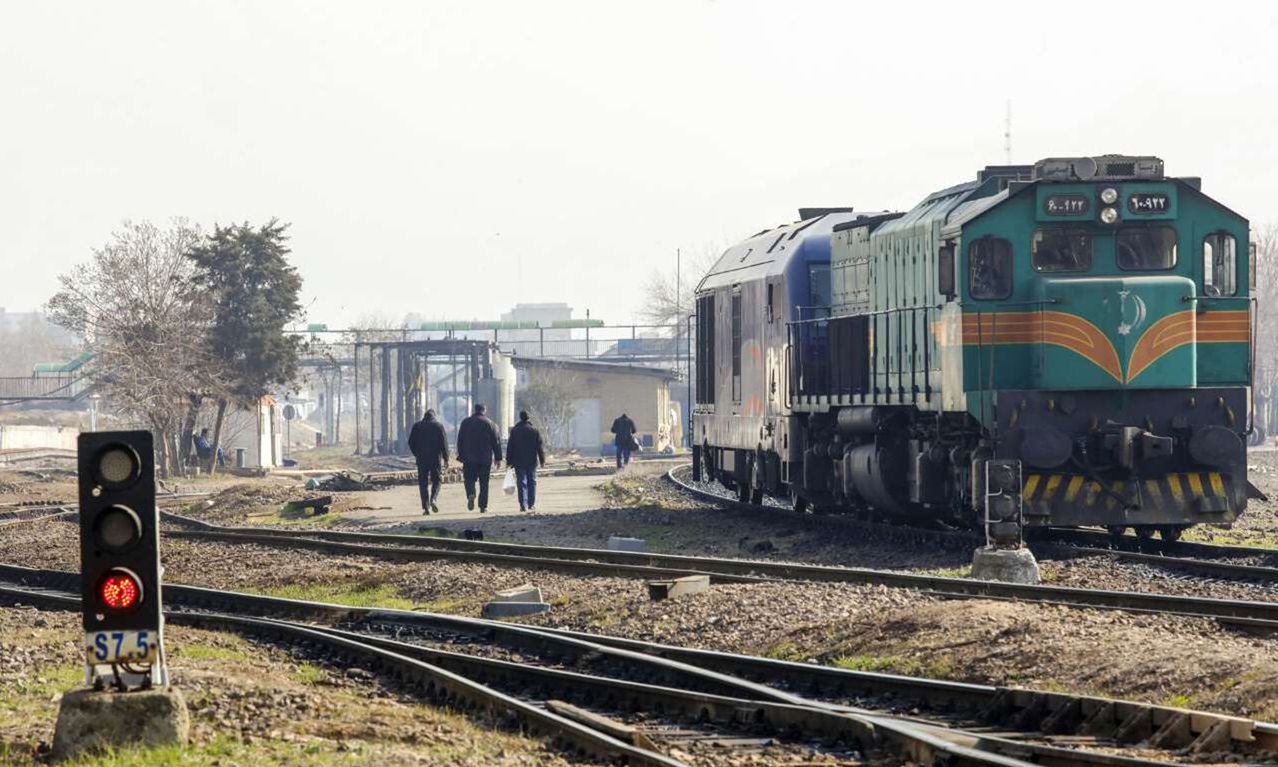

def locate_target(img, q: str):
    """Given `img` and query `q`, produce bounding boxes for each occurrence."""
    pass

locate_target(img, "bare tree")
[637,245,721,331]
[1252,223,1278,437]
[517,368,578,450]
[47,219,224,476]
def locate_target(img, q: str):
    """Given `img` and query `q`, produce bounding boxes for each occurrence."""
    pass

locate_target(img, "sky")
[1,1,1276,328]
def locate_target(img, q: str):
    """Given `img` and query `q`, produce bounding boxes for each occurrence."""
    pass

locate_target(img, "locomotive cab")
[958,156,1254,535]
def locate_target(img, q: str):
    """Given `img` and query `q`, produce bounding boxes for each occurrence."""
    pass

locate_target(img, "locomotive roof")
[697,210,888,293]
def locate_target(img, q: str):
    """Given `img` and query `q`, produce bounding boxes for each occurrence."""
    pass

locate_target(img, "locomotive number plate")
[1127,192,1170,214]
[1043,194,1090,216]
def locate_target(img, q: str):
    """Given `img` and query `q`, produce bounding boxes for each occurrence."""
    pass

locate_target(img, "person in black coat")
[455,403,501,512]
[610,412,638,469]
[505,410,546,512]
[408,409,449,514]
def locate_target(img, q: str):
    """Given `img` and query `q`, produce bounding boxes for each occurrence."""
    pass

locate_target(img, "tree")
[1252,223,1278,438]
[187,220,304,473]
[637,245,720,331]
[46,219,220,476]
[517,368,578,450]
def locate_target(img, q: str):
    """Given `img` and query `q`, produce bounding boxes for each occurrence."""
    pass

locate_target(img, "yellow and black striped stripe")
[1023,471,1232,516]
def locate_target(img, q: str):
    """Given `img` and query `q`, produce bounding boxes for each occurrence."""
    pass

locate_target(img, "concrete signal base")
[53,687,189,762]
[971,546,1041,585]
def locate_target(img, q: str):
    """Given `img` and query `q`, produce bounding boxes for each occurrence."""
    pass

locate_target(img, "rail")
[2,566,1268,762]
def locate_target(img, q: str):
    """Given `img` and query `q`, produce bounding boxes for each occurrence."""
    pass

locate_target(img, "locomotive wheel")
[1106,525,1128,544]
[1159,525,1185,542]
[1135,526,1155,541]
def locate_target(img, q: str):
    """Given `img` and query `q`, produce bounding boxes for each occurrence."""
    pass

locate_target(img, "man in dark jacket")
[610,412,638,469]
[505,410,546,512]
[408,409,449,514]
[456,403,501,512]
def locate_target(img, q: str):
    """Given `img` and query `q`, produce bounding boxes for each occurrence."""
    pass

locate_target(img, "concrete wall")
[0,424,78,450]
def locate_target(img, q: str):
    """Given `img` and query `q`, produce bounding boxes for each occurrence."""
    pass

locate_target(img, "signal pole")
[53,430,187,762]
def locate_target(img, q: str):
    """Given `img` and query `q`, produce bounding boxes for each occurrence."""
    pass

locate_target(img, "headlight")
[1100,207,1119,225]
[1100,187,1119,204]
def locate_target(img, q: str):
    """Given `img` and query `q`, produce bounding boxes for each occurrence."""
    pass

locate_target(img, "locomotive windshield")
[1032,228,1092,272]
[1116,225,1177,270]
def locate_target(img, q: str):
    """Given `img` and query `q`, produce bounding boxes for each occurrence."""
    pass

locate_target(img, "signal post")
[52,431,188,760]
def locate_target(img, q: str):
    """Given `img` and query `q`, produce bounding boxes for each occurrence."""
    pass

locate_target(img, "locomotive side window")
[695,295,715,404]
[1202,232,1237,296]
[1031,228,1092,272]
[968,237,1012,300]
[1116,225,1177,270]
[731,291,742,403]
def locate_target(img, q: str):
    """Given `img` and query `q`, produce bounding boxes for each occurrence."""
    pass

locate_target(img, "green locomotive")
[693,155,1257,541]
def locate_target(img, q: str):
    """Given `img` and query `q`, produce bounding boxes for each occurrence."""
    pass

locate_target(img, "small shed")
[217,396,284,469]
[510,357,679,454]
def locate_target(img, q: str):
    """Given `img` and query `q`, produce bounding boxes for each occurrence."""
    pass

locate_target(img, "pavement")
[340,471,615,526]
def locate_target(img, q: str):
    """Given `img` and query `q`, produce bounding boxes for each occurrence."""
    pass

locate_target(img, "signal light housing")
[79,431,161,633]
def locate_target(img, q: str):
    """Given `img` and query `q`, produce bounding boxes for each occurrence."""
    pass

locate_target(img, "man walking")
[610,412,638,469]
[456,403,501,513]
[505,410,546,512]
[408,409,449,514]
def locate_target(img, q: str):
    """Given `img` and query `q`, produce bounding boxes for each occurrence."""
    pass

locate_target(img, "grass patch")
[255,506,344,528]
[924,564,973,578]
[174,642,253,663]
[259,581,417,611]
[294,662,327,685]
[52,734,396,766]
[1164,693,1193,708]
[418,597,466,613]
[763,640,805,662]
[829,654,955,679]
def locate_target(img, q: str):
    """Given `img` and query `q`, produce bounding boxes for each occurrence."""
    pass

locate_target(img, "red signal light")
[99,571,140,610]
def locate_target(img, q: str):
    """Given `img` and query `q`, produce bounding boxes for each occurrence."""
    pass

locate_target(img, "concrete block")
[971,546,1041,585]
[608,536,647,552]
[648,574,710,601]
[494,584,543,603]
[482,600,551,618]
[53,687,189,762]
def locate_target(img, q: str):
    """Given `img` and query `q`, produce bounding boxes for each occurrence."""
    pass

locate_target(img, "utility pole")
[1004,100,1012,165]
[675,247,682,448]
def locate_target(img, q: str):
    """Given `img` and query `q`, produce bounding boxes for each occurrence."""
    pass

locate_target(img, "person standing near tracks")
[505,410,546,512]
[456,403,502,513]
[408,409,449,514]
[610,412,638,469]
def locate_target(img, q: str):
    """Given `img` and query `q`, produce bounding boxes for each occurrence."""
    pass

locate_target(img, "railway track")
[664,466,1278,588]
[154,508,1278,630]
[2,563,1270,765]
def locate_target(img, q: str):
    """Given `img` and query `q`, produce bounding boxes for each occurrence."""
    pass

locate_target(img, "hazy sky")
[2,1,1275,328]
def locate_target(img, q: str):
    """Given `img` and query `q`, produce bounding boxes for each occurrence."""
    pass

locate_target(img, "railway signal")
[78,430,167,688]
